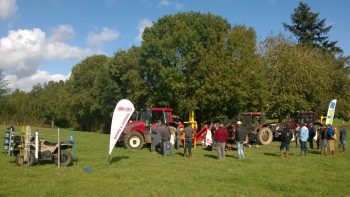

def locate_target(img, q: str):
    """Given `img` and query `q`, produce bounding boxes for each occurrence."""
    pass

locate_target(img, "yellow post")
[188,111,198,148]
[320,115,327,124]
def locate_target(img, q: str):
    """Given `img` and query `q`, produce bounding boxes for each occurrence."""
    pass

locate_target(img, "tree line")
[0,3,349,132]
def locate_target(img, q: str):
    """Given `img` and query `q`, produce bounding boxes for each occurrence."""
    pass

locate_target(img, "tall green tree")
[283,2,342,54]
[2,90,33,125]
[37,81,71,127]
[109,47,150,109]
[140,12,231,117]
[195,26,269,121]
[67,55,118,132]
[261,34,340,117]
[330,56,350,120]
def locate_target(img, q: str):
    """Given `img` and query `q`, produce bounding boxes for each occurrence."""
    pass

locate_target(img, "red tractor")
[241,111,323,145]
[290,111,321,127]
[239,112,275,145]
[289,111,323,135]
[119,107,174,149]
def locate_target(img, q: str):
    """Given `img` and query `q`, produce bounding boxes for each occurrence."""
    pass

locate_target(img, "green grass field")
[0,125,349,197]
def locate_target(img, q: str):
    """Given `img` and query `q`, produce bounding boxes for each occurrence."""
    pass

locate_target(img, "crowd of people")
[149,119,347,160]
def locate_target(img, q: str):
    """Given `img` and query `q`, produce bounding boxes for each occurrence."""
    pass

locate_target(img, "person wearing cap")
[299,123,309,156]
[236,121,246,159]
[213,123,228,160]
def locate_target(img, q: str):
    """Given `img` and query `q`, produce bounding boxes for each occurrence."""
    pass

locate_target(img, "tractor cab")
[138,107,173,127]
[291,111,320,128]
[241,112,267,131]
[121,107,174,149]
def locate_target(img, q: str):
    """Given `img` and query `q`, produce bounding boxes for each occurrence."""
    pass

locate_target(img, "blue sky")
[0,0,349,91]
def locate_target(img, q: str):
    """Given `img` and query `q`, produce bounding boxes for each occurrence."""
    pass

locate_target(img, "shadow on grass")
[110,156,129,164]
[264,152,279,157]
[226,154,236,158]
[204,154,218,159]
[8,158,57,166]
[308,150,321,155]
[175,152,185,157]
[264,152,297,157]
[37,160,56,166]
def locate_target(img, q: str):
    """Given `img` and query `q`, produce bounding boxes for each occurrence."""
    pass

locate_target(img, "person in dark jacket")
[150,122,160,152]
[280,123,293,157]
[159,123,173,156]
[236,121,246,159]
[320,125,328,155]
[339,125,347,152]
[213,124,228,160]
[183,124,196,157]
[308,123,316,150]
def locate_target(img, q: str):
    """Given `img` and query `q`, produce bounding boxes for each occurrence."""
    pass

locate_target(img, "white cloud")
[49,25,75,42]
[86,27,119,49]
[136,18,152,42]
[0,27,92,78]
[5,70,70,92]
[0,0,17,20]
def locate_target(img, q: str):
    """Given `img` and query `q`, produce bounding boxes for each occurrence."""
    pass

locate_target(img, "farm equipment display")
[119,108,210,150]
[291,111,323,128]
[237,111,324,146]
[119,107,175,149]
[3,126,73,167]
[240,112,275,145]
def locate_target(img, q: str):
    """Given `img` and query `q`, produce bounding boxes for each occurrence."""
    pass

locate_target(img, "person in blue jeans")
[280,123,293,157]
[299,123,309,156]
[183,124,196,157]
[339,125,346,152]
[159,123,173,156]
[236,121,246,159]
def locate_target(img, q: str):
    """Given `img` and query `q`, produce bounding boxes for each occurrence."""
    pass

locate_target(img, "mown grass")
[0,124,349,197]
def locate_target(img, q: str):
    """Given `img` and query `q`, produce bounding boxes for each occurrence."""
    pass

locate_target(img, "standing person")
[320,125,328,155]
[211,123,218,150]
[159,123,173,156]
[169,125,177,146]
[280,123,293,158]
[299,123,309,156]
[236,121,246,160]
[308,123,316,150]
[183,123,196,157]
[175,123,184,150]
[316,126,322,151]
[213,124,228,160]
[339,125,347,152]
[150,122,160,153]
[294,125,300,148]
[327,124,336,155]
